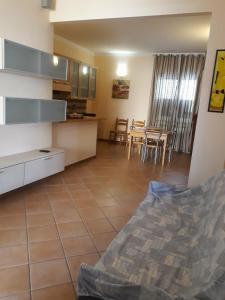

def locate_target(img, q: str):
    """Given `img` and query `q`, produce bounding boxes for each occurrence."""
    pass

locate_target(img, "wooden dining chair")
[131,119,145,128]
[109,118,129,145]
[130,119,146,154]
[141,130,162,164]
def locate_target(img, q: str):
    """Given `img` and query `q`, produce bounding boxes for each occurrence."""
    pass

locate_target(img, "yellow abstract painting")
[209,50,225,112]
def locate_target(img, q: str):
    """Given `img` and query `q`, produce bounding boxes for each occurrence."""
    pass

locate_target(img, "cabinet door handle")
[0,170,4,174]
[43,157,53,161]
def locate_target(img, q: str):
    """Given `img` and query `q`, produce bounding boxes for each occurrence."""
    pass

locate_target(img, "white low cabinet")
[0,164,25,194]
[24,153,64,185]
[0,148,64,195]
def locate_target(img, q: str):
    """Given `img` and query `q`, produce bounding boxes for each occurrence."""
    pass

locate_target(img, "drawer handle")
[0,170,4,174]
[43,157,53,161]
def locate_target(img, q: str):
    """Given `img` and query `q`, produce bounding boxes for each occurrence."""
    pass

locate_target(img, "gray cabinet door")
[71,61,79,98]
[79,64,90,98]
[89,67,97,99]
[4,97,66,124]
[40,100,66,122]
[3,39,68,80]
[5,98,40,124]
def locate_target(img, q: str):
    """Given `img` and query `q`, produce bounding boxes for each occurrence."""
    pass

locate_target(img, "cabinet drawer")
[0,164,24,195]
[24,153,64,185]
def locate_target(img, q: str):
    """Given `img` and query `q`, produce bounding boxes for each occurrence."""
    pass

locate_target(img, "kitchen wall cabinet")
[53,55,97,100]
[89,67,97,99]
[0,38,68,80]
[71,61,79,98]
[0,96,66,125]
[79,63,90,99]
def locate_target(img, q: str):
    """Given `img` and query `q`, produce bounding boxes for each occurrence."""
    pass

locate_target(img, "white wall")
[0,0,53,157]
[50,0,212,22]
[95,55,154,139]
[189,0,225,185]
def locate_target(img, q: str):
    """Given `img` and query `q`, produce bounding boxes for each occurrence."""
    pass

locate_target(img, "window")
[155,78,197,102]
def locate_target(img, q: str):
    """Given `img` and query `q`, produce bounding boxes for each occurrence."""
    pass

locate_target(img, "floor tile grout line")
[47,177,80,298]
[60,177,103,259]
[24,193,33,300]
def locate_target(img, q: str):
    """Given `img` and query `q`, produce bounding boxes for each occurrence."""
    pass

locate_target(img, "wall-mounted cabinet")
[89,67,97,99]
[53,55,97,100]
[0,38,68,80]
[71,61,79,98]
[0,97,67,125]
[79,63,90,99]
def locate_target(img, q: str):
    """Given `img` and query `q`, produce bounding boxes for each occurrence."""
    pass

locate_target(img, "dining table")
[128,128,172,166]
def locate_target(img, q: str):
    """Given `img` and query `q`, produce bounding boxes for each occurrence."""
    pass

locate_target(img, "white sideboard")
[0,148,64,195]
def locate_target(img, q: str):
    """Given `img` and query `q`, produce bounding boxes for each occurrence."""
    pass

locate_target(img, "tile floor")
[0,141,190,299]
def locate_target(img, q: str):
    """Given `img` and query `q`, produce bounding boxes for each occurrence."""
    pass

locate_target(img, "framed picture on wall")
[112,79,130,99]
[208,49,225,112]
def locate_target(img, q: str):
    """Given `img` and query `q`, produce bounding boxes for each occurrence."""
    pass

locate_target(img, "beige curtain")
[149,54,205,153]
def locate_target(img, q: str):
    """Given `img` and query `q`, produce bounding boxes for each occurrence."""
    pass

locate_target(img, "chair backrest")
[132,119,145,128]
[115,118,129,132]
[144,130,161,144]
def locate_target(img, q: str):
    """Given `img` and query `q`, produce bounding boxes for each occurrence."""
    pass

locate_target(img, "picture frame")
[208,49,225,113]
[112,79,130,99]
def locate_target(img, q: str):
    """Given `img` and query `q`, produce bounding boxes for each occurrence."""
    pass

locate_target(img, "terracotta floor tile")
[63,176,83,184]
[32,283,76,300]
[52,201,81,223]
[67,182,87,191]
[0,265,29,297]
[0,292,31,300]
[95,197,118,207]
[0,229,27,247]
[85,218,114,235]
[67,253,99,281]
[44,175,63,185]
[0,245,28,268]
[28,225,59,243]
[25,194,48,202]
[29,240,64,263]
[26,213,55,228]
[47,192,71,201]
[57,221,88,238]
[45,185,68,194]
[25,184,46,195]
[30,259,71,290]
[73,198,98,209]
[92,232,117,252]
[62,236,96,257]
[26,200,52,215]
[0,215,26,230]
[78,207,105,221]
[108,215,130,231]
[0,200,25,217]
[101,205,130,218]
[71,190,94,201]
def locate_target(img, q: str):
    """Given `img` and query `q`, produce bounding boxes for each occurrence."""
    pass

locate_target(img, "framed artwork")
[112,79,130,99]
[208,50,225,112]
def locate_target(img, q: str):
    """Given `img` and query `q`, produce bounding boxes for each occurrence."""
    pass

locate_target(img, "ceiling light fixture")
[109,50,136,56]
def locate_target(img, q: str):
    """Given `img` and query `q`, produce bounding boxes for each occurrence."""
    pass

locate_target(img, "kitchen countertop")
[57,117,102,123]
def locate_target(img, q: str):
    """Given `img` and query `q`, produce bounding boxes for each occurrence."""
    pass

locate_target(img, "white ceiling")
[54,13,211,55]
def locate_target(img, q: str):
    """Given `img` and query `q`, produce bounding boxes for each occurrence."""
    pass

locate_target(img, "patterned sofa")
[77,171,225,300]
